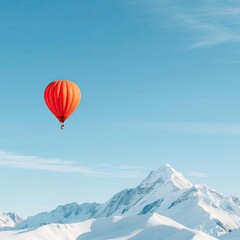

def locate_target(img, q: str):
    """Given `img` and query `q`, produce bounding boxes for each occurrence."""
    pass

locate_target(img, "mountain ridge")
[1,164,240,238]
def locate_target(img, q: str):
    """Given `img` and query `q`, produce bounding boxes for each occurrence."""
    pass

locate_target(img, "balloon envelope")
[44,80,81,124]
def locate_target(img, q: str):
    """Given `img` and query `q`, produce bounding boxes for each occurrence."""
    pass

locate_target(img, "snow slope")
[0,213,218,240]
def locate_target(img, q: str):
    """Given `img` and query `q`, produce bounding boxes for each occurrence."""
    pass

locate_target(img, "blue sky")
[1,0,240,217]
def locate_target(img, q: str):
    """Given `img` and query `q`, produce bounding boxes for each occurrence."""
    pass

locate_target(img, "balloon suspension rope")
[60,123,65,130]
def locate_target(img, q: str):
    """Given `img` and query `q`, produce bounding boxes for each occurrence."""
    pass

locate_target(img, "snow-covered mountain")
[96,164,192,217]
[2,163,240,238]
[0,213,218,240]
[95,164,240,236]
[0,212,23,228]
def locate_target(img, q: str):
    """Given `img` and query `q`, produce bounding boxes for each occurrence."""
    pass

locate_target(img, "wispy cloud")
[113,165,144,170]
[119,121,240,136]
[0,150,145,178]
[158,122,240,135]
[189,172,208,178]
[133,0,240,48]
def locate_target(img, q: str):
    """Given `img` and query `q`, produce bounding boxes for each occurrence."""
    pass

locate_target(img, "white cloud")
[114,165,144,170]
[119,121,240,136]
[189,172,208,178]
[0,150,144,179]
[158,122,240,135]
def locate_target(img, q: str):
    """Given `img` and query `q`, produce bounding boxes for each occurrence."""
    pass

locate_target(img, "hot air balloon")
[44,80,81,129]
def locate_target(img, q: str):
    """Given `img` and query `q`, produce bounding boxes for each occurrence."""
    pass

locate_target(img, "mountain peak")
[160,163,174,169]
[140,163,192,190]
[158,163,176,174]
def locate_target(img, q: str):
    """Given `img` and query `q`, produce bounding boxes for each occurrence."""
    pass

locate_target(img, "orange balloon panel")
[44,80,81,123]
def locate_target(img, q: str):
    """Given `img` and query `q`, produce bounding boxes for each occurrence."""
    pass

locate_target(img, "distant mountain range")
[1,164,240,240]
